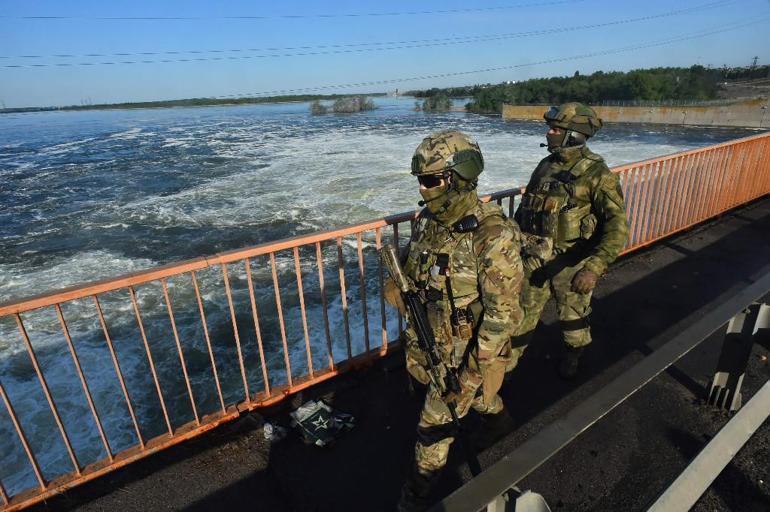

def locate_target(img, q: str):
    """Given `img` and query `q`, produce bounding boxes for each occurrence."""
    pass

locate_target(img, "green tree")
[310,100,328,115]
[421,93,453,112]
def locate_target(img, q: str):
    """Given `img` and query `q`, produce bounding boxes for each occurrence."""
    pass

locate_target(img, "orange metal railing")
[616,132,770,254]
[0,132,768,510]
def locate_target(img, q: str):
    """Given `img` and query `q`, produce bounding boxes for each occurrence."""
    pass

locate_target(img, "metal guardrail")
[615,132,770,253]
[436,271,770,512]
[0,132,769,510]
[648,380,770,511]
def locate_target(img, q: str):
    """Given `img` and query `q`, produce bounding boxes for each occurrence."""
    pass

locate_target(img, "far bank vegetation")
[415,92,453,112]
[310,96,376,115]
[407,64,770,114]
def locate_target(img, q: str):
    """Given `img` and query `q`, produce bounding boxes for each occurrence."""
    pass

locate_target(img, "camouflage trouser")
[411,350,505,474]
[507,256,593,372]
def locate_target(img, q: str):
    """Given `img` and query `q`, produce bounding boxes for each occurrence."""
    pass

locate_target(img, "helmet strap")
[565,130,587,147]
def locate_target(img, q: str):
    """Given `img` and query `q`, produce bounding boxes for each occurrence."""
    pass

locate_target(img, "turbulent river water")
[0,97,757,494]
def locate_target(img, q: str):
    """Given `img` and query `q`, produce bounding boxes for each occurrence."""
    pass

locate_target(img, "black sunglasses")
[417,174,446,188]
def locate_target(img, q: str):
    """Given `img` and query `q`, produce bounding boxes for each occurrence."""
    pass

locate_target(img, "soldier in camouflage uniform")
[510,102,629,379]
[386,130,524,511]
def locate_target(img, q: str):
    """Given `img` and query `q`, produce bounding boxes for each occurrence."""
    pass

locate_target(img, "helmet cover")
[543,102,603,137]
[411,130,484,181]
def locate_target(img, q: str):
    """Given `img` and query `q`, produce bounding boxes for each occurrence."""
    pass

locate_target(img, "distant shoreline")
[0,93,391,115]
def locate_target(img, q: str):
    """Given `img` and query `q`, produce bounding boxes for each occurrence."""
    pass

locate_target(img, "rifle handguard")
[382,246,410,294]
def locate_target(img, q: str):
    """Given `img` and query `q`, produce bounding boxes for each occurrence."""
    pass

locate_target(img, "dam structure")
[0,132,769,511]
[502,98,770,129]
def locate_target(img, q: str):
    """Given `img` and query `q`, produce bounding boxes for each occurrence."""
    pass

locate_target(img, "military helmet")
[411,130,484,181]
[544,102,603,137]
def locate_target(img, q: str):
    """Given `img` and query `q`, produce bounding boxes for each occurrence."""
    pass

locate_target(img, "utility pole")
[751,56,758,69]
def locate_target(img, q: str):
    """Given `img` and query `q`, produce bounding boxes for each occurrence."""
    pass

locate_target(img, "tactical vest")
[403,201,507,363]
[518,150,603,248]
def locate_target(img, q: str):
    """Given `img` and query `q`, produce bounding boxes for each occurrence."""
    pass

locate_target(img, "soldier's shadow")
[434,201,770,504]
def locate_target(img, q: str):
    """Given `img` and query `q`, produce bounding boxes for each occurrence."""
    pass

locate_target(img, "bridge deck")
[30,197,770,512]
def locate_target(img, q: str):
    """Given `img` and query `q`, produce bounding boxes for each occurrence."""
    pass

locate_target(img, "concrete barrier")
[502,98,770,128]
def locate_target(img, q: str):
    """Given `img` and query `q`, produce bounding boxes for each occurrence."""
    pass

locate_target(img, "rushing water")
[0,97,756,494]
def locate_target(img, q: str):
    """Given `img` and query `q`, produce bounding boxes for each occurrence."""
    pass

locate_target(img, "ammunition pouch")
[556,203,586,242]
[450,306,474,339]
[520,156,600,244]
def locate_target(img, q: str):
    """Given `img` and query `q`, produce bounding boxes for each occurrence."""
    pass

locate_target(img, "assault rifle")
[382,245,481,476]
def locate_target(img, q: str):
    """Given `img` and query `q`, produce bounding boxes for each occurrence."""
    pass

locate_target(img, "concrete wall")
[502,98,770,128]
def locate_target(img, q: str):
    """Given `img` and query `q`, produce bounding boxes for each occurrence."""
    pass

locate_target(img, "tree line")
[407,64,770,114]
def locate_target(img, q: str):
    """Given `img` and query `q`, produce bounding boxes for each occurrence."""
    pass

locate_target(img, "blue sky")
[1,0,768,107]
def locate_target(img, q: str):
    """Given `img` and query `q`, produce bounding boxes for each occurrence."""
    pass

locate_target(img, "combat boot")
[473,407,515,450]
[397,465,440,512]
[558,346,585,380]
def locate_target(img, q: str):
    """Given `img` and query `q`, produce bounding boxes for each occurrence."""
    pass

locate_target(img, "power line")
[0,1,730,60]
[212,17,770,98]
[0,0,584,21]
[0,1,734,68]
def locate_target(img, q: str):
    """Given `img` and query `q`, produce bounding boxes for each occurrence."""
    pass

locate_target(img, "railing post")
[667,156,688,234]
[0,476,8,506]
[244,260,272,397]
[15,313,81,474]
[269,253,294,388]
[708,303,768,412]
[375,228,388,355]
[627,166,644,247]
[0,379,46,491]
[293,247,315,379]
[221,263,252,401]
[190,272,227,413]
[55,304,114,461]
[393,224,403,333]
[315,242,335,370]
[337,237,353,359]
[655,159,676,240]
[356,232,370,353]
[161,279,200,426]
[93,295,145,448]
[128,287,173,436]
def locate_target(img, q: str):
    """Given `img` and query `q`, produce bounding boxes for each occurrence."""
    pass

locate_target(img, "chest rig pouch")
[403,211,489,365]
[520,158,598,244]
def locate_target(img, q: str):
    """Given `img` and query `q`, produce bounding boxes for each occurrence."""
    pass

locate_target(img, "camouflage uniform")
[404,199,523,473]
[510,103,629,373]
[391,131,524,509]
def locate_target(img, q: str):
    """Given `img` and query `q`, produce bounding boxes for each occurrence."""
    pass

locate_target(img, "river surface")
[0,97,757,495]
